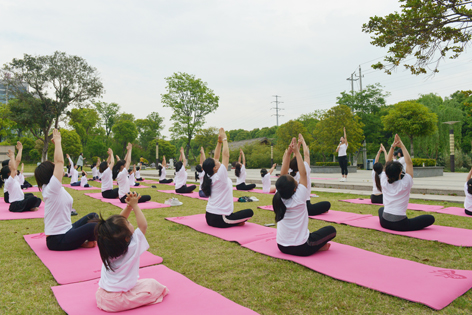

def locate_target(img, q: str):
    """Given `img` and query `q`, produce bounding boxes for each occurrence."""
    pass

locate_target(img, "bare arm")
[96,157,101,168]
[386,142,396,163]
[293,138,307,188]
[15,141,22,169]
[375,146,382,163]
[127,192,148,235]
[268,163,277,175]
[180,147,187,168]
[214,130,224,161]
[299,134,310,165]
[381,144,387,162]
[396,135,413,178]
[200,147,205,165]
[220,128,229,168]
[52,129,64,182]
[116,155,120,161]
[67,154,74,169]
[124,143,132,170]
[241,150,246,166]
[280,145,293,176]
[467,167,472,181]
[107,148,114,170]
[7,150,17,178]
[162,156,167,168]
[344,127,348,144]
[20,163,24,175]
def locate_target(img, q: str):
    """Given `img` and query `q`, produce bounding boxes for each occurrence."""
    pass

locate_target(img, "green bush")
[29,149,41,162]
[315,162,351,166]
[411,158,436,167]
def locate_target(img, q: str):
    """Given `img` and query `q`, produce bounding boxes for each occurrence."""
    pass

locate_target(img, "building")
[0,81,29,104]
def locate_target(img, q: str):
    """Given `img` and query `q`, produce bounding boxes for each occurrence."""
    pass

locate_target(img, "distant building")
[0,81,29,104]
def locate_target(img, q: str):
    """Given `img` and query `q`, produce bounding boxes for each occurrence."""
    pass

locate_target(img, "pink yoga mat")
[141,179,160,184]
[257,206,371,224]
[22,186,41,192]
[157,190,239,202]
[129,185,150,189]
[63,184,101,191]
[24,233,163,285]
[439,207,472,218]
[51,265,258,315]
[341,199,445,212]
[242,237,472,310]
[0,197,45,220]
[166,214,276,245]
[84,193,171,210]
[232,187,274,194]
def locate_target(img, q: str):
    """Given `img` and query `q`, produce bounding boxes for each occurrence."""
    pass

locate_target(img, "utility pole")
[346,72,358,95]
[356,65,364,91]
[271,95,284,126]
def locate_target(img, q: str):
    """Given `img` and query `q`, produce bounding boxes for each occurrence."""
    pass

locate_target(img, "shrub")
[411,158,436,167]
[29,149,41,162]
[315,162,351,166]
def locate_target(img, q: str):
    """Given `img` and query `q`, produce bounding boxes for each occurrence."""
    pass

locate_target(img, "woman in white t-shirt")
[157,156,173,184]
[135,166,143,181]
[1,142,41,212]
[34,129,98,251]
[174,147,196,193]
[371,144,387,204]
[66,155,80,186]
[260,163,277,193]
[100,148,119,199]
[16,163,33,189]
[91,158,100,180]
[196,147,207,197]
[335,127,348,182]
[273,137,336,256]
[202,128,254,228]
[289,134,331,216]
[378,134,435,231]
[128,164,140,187]
[235,148,256,191]
[95,192,168,312]
[394,149,407,173]
[463,168,472,216]
[113,143,151,204]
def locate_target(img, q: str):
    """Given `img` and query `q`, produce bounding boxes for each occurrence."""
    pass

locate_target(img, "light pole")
[443,121,460,172]
[155,139,159,170]
[271,144,274,165]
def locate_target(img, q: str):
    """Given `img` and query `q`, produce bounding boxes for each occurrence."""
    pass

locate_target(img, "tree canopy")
[363,0,472,74]
[94,101,120,137]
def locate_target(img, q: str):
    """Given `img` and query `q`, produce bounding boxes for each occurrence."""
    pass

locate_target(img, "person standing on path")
[77,153,85,171]
[335,127,348,182]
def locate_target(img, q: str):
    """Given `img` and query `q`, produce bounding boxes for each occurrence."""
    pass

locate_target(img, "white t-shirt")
[3,177,9,193]
[159,167,166,181]
[129,173,136,186]
[235,165,247,185]
[381,172,413,216]
[338,143,348,157]
[293,162,312,201]
[136,170,141,179]
[174,167,187,190]
[92,166,98,178]
[372,170,382,195]
[16,173,25,185]
[6,175,24,203]
[117,168,130,198]
[98,228,149,292]
[262,173,271,192]
[70,168,79,183]
[206,165,234,216]
[101,168,113,192]
[394,157,406,172]
[43,176,73,235]
[80,175,88,187]
[277,184,310,247]
[464,182,472,210]
[98,172,102,180]
[198,171,205,186]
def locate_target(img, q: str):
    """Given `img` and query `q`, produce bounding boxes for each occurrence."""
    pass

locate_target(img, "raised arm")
[268,163,277,175]
[220,128,229,168]
[20,163,24,175]
[199,147,205,165]
[292,138,307,187]
[132,164,136,174]
[124,143,132,170]
[299,134,310,165]
[395,134,413,178]
[344,127,348,144]
[67,154,74,169]
[280,142,293,176]
[52,129,65,181]
[238,149,242,164]
[380,144,387,162]
[126,192,147,235]
[162,156,167,168]
[15,141,23,169]
[241,149,246,166]
[467,167,472,181]
[7,150,17,178]
[386,140,396,163]
[180,147,187,168]
[115,155,120,161]
[214,132,223,161]
[107,148,114,170]
[96,157,101,168]
[375,145,383,163]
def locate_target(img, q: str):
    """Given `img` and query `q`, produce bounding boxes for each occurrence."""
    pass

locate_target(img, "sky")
[1,0,471,138]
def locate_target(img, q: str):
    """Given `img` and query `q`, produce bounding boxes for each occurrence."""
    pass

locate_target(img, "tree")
[147,139,176,163]
[68,107,100,148]
[135,112,164,150]
[0,104,17,142]
[47,129,82,160]
[2,51,103,160]
[296,110,325,141]
[161,72,219,158]
[382,101,438,157]
[274,120,313,163]
[363,1,472,75]
[93,101,120,137]
[112,120,138,156]
[194,127,219,155]
[311,105,365,162]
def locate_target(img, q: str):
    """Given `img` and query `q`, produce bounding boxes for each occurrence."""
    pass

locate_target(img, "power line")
[271,95,284,126]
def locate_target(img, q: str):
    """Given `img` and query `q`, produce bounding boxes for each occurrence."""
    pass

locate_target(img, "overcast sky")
[1,0,471,138]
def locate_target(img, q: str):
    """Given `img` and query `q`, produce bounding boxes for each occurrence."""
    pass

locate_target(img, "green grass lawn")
[1,176,472,314]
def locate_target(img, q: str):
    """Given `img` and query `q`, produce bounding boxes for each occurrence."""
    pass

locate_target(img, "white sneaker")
[339,178,344,182]
[344,178,347,182]
[249,196,259,202]
[165,198,183,206]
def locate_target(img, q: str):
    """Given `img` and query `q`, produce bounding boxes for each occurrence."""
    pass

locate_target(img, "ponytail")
[202,157,216,197]
[373,162,383,192]
[385,161,402,185]
[235,163,241,177]
[201,174,212,197]
[289,157,298,177]
[158,165,162,177]
[272,192,287,222]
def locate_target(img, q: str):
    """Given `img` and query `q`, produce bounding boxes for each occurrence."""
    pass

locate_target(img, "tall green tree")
[147,139,176,163]
[363,1,472,74]
[194,127,219,155]
[135,112,164,150]
[93,101,120,137]
[311,105,365,162]
[68,107,100,148]
[161,72,219,158]
[112,120,138,156]
[47,129,82,160]
[382,101,438,157]
[2,51,103,160]
[274,120,313,163]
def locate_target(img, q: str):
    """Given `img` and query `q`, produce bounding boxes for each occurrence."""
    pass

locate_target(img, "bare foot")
[31,207,39,211]
[237,222,246,226]
[319,243,331,251]
[81,241,97,248]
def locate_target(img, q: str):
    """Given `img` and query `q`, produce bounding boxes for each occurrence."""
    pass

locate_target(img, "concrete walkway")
[140,168,467,204]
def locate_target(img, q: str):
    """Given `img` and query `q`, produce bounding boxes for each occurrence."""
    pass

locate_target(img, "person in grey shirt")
[77,153,85,171]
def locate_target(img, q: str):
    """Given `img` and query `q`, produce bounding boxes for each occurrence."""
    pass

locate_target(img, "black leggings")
[236,183,256,191]
[46,213,98,251]
[378,207,435,231]
[306,201,330,216]
[119,194,151,203]
[21,180,33,189]
[206,209,254,228]
[338,156,348,176]
[466,209,472,216]
[9,194,42,212]
[102,188,119,199]
[371,194,383,204]
[4,192,9,203]
[175,185,196,193]
[159,179,173,184]
[278,226,337,257]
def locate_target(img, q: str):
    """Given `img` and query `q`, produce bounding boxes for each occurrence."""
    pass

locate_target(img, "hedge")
[315,162,351,166]
[411,158,436,167]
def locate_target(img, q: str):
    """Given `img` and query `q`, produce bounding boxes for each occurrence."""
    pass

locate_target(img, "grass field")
[1,175,472,314]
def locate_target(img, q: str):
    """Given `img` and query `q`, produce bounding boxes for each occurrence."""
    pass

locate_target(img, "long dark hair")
[99,161,108,173]
[235,162,241,177]
[195,164,202,173]
[272,175,297,222]
[94,214,133,272]
[385,161,403,184]
[373,162,383,192]
[0,165,10,188]
[112,160,126,180]
[175,161,183,173]
[34,161,55,191]
[467,179,472,195]
[289,157,298,177]
[201,158,215,197]
[260,169,268,178]
[157,164,163,176]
